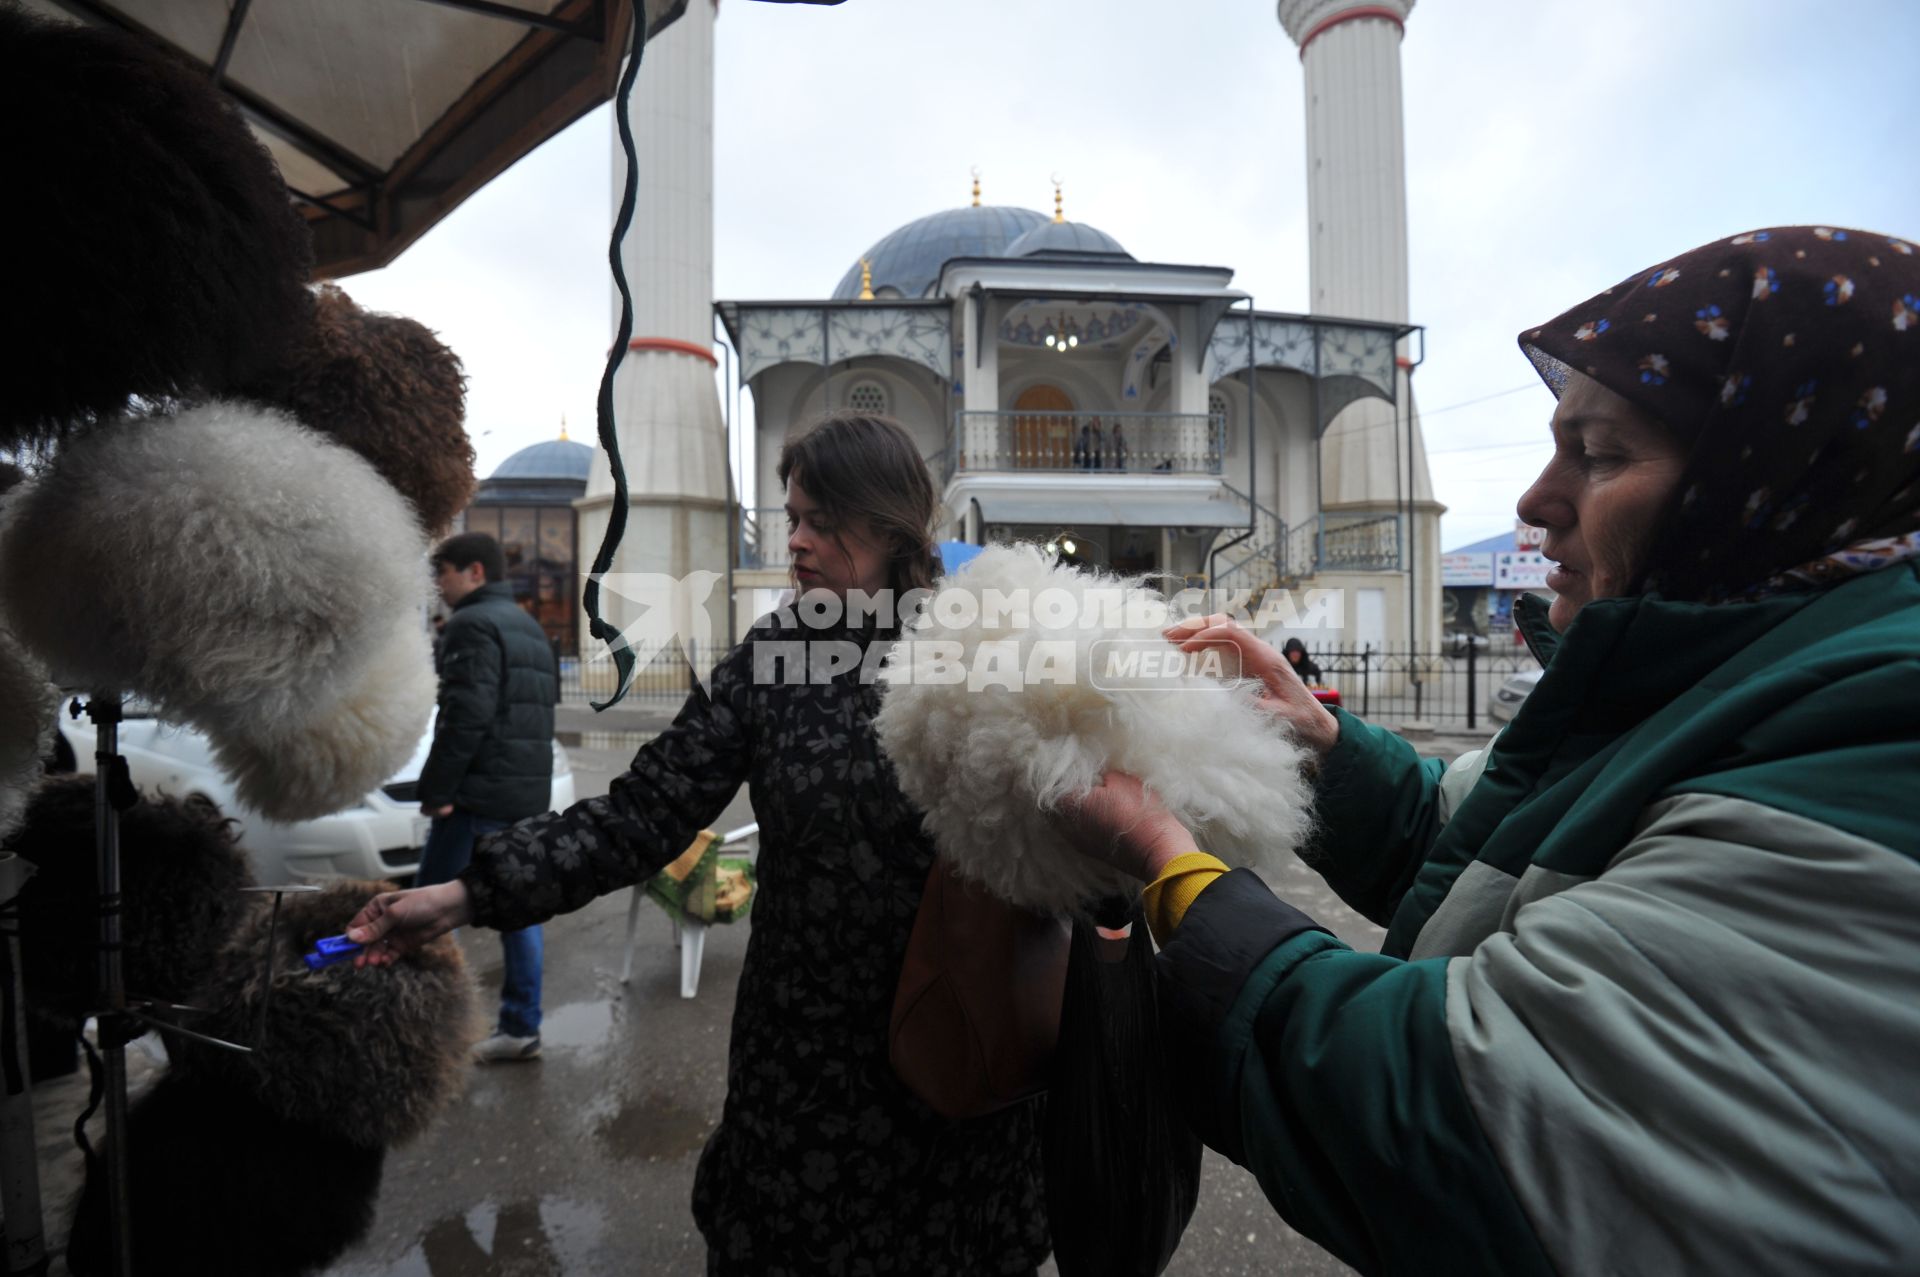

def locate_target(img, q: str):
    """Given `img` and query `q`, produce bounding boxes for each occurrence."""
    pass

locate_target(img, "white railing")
[949,411,1223,478]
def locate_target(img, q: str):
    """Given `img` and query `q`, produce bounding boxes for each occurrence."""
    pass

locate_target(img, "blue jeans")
[418,811,543,1039]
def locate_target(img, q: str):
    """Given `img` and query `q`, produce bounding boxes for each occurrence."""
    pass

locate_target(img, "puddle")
[596,1090,715,1162]
[331,1197,608,1276]
[537,999,617,1052]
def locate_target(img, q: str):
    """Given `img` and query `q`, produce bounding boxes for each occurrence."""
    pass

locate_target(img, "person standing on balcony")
[1079,416,1104,470]
[1111,419,1129,472]
[417,531,557,1063]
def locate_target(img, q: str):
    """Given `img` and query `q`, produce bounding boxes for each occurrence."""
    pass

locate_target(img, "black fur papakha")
[240,284,476,536]
[0,4,313,448]
[8,775,255,1023]
[65,1072,384,1277]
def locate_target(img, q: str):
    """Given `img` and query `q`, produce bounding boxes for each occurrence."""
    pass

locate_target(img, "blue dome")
[833,205,1049,300]
[490,438,592,482]
[1005,220,1131,259]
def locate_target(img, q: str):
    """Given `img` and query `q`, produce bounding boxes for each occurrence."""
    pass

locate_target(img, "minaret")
[1278,0,1440,645]
[576,0,729,664]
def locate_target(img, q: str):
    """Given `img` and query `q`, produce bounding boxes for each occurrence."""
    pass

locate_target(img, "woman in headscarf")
[1057,226,1920,1276]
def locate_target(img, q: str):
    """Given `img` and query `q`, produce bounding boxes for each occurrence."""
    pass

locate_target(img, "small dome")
[490,438,592,482]
[833,205,1049,300]
[1004,220,1131,260]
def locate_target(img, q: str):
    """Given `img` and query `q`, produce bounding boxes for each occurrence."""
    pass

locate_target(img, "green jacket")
[1157,562,1920,1275]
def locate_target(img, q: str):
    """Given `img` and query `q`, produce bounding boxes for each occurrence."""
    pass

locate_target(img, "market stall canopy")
[23,0,697,278]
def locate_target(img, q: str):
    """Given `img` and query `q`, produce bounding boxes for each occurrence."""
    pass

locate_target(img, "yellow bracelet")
[1141,851,1231,943]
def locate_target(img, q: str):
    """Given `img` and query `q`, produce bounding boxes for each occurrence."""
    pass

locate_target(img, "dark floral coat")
[463,616,1050,1276]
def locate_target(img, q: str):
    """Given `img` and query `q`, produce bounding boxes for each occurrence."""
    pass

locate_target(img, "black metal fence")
[558,648,726,707]
[558,643,1542,732]
[1301,643,1541,731]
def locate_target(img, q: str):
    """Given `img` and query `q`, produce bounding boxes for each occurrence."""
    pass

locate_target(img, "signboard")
[1440,552,1493,587]
[1494,551,1552,590]
[1514,522,1547,549]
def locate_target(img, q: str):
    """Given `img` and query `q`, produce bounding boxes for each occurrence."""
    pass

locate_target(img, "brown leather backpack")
[889,855,1071,1120]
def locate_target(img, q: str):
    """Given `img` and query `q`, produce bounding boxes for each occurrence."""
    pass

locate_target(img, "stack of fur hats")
[0,7,486,1271]
[63,879,481,1277]
[0,6,475,824]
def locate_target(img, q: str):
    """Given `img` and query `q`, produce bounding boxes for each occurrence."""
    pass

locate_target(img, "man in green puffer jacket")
[1057,227,1920,1275]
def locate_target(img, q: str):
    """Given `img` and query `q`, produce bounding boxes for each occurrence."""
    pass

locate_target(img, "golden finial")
[970,165,982,207]
[1051,172,1064,224]
[858,257,875,301]
[558,412,569,442]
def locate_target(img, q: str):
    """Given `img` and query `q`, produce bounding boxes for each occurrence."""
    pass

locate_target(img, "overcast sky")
[340,0,1919,551]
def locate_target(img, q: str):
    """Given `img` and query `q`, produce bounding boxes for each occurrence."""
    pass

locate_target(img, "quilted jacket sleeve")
[461,641,754,932]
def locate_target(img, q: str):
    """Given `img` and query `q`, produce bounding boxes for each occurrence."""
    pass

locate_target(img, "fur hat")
[239,284,476,537]
[0,401,436,820]
[8,776,256,1019]
[0,5,313,450]
[873,544,1315,912]
[0,626,56,841]
[66,1071,384,1277]
[170,879,482,1150]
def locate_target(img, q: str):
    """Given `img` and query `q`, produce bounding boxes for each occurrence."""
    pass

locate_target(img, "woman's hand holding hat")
[1165,614,1340,756]
[346,881,472,967]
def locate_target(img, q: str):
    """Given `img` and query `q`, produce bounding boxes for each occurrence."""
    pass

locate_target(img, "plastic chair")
[621,823,758,998]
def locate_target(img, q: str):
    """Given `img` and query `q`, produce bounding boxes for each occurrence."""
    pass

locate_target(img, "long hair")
[776,412,941,602]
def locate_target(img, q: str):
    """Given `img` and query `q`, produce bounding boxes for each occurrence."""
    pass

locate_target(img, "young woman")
[348,413,1050,1275]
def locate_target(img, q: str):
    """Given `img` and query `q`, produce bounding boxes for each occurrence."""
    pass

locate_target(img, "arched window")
[847,379,889,416]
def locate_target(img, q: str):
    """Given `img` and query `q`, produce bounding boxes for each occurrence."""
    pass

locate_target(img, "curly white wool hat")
[873,544,1315,912]
[0,402,435,820]
[0,626,57,840]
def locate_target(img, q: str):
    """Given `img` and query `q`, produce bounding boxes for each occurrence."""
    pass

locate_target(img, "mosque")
[579,0,1442,666]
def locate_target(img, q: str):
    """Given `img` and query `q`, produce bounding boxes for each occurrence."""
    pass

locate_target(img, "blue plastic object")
[937,541,984,574]
[302,934,363,971]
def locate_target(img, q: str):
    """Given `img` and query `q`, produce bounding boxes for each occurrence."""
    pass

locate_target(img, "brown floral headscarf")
[1519,226,1920,603]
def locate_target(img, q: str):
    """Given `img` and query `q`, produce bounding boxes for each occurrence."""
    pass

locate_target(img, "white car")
[1487,668,1544,724]
[52,703,575,885]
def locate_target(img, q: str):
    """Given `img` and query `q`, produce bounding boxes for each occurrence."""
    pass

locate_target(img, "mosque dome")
[1004,220,1131,260]
[488,437,592,482]
[832,205,1049,300]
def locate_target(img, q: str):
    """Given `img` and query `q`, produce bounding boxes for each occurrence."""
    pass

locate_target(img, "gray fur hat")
[0,626,55,841]
[0,401,436,820]
[170,879,482,1149]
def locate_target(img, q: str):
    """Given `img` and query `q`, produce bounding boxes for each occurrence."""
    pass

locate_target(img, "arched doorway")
[1013,383,1073,470]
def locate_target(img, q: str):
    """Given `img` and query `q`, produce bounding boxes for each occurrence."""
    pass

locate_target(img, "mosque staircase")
[1212,488,1300,602]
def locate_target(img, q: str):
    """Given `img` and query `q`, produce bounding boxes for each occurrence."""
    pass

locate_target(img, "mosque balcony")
[945,410,1225,480]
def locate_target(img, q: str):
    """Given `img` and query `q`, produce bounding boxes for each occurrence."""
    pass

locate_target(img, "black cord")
[581,0,649,711]
[74,1029,105,1170]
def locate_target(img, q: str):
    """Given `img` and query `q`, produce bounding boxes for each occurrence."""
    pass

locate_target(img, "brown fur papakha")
[168,878,483,1148]
[240,284,476,536]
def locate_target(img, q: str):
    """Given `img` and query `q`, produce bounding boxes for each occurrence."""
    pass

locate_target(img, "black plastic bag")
[1043,897,1202,1277]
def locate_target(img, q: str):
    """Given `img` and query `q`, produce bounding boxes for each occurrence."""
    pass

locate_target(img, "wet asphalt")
[314,725,1489,1277]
